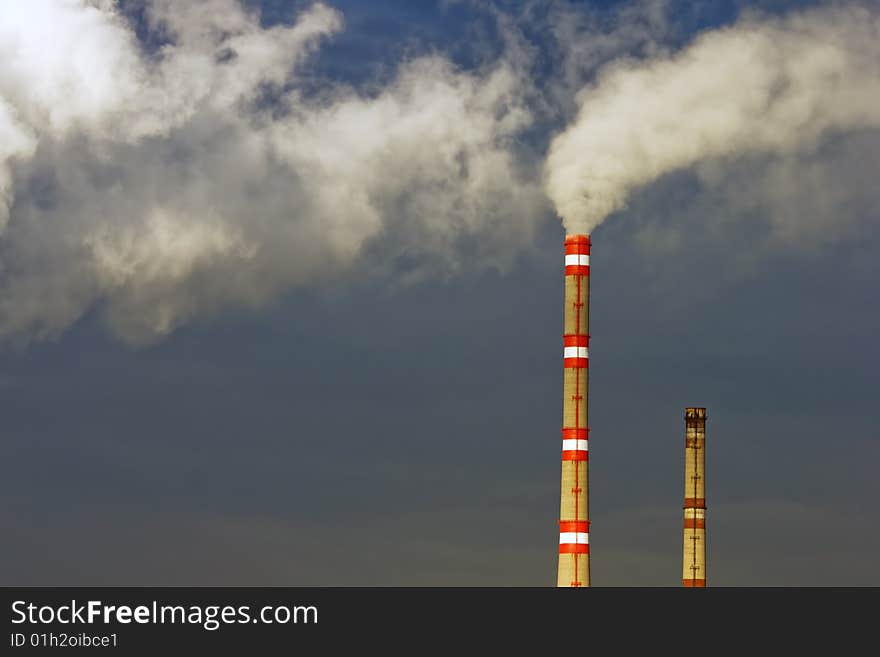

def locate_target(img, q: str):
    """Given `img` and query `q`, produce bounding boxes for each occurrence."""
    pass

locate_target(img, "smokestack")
[682,407,707,587]
[557,234,590,587]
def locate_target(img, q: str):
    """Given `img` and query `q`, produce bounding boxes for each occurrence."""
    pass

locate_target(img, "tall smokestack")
[682,407,707,587]
[557,234,590,587]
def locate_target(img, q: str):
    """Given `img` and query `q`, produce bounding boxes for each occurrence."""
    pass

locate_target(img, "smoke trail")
[544,4,880,235]
[4,1,877,344]
[0,0,545,343]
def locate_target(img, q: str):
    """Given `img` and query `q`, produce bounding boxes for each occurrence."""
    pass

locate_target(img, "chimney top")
[685,407,707,420]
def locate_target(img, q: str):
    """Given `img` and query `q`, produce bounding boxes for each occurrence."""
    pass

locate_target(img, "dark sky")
[1,0,878,586]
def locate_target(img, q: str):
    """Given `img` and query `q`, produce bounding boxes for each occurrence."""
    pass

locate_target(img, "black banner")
[1,588,873,653]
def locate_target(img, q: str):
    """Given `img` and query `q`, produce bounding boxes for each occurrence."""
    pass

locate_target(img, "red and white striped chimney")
[557,234,590,587]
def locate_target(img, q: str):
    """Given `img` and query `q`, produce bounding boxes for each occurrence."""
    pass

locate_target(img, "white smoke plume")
[544,3,880,235]
[0,0,545,343]
[2,1,878,345]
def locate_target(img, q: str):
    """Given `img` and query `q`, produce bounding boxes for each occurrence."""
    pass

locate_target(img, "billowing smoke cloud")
[0,0,545,343]
[3,1,878,345]
[544,4,880,235]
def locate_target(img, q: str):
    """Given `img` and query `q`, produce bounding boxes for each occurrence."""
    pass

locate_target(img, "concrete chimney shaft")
[682,407,707,587]
[557,234,590,587]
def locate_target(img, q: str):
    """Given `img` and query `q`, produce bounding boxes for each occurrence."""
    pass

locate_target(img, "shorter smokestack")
[682,407,707,587]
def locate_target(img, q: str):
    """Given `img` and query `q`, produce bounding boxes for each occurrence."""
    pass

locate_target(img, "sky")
[1,0,878,586]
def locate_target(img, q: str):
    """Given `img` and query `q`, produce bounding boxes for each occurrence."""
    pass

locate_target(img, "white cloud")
[1,1,877,344]
[0,1,545,343]
[544,4,880,235]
